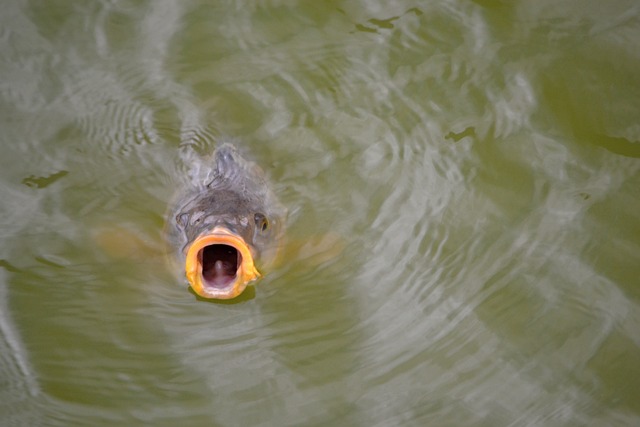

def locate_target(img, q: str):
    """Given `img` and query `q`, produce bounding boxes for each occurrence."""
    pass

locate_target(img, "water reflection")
[1,0,639,426]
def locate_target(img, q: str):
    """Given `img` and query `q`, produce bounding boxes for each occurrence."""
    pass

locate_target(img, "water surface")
[1,1,639,426]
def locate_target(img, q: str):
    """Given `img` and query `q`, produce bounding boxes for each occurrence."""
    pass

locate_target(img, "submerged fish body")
[168,144,286,299]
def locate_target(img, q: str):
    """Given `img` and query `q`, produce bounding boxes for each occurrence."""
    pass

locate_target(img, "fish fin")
[92,225,163,261]
[177,144,215,190]
[208,143,269,196]
[212,143,241,182]
[280,232,346,269]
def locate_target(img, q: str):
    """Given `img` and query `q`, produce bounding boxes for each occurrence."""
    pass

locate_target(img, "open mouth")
[185,228,260,299]
[200,244,240,289]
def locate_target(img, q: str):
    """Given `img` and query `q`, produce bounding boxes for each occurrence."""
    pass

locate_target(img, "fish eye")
[176,213,189,228]
[254,213,269,232]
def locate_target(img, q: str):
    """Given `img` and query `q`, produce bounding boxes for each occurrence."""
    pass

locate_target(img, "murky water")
[2,1,639,426]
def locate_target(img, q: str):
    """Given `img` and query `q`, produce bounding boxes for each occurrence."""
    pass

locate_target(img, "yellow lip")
[185,227,260,299]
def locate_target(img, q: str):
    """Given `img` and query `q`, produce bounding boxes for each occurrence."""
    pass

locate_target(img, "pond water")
[1,1,640,426]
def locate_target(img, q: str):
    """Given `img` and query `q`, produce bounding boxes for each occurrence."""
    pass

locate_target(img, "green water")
[1,1,639,426]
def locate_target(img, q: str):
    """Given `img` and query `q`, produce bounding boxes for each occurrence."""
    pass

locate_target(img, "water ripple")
[2,0,640,425]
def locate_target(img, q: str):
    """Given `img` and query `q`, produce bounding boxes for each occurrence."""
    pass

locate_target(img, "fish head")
[175,192,283,300]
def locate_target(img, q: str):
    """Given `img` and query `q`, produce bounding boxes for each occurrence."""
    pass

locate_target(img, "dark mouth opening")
[200,244,240,289]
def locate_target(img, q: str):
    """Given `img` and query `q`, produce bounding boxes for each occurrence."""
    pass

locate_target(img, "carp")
[167,144,286,300]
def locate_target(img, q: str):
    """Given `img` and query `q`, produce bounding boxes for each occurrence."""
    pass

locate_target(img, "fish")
[167,144,286,300]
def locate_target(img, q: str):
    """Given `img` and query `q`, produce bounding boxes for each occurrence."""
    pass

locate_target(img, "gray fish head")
[172,145,286,300]
[175,200,284,300]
